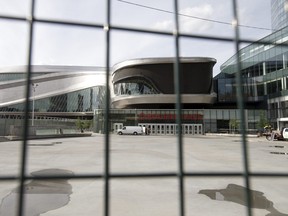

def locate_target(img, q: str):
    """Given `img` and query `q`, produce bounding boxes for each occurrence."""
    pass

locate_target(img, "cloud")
[179,4,214,32]
[153,4,214,33]
[110,31,175,65]
[153,20,174,31]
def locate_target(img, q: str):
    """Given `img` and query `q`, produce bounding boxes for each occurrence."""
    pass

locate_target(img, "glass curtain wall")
[94,109,265,134]
[0,86,106,113]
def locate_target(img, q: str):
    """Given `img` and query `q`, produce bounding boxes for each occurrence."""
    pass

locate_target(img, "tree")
[76,118,92,133]
[257,110,269,130]
[229,119,239,133]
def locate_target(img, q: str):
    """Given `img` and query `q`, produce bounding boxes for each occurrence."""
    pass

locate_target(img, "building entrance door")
[194,124,203,135]
[158,124,166,135]
[150,124,157,135]
[182,124,194,135]
[138,123,203,135]
[166,124,175,135]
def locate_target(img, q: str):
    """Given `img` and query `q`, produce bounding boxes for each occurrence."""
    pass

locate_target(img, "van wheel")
[118,132,123,135]
[133,132,138,135]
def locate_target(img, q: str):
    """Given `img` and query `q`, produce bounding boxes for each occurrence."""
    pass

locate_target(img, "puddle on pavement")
[269,145,285,148]
[28,143,54,146]
[269,145,288,155]
[199,184,288,216]
[270,151,288,155]
[28,141,62,147]
[0,169,74,216]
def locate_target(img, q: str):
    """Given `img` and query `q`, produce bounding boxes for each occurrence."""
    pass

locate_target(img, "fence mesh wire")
[0,1,286,216]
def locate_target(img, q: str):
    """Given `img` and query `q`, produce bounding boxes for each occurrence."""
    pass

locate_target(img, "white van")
[117,126,143,135]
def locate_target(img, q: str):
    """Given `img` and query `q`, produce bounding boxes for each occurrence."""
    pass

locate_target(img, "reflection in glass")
[114,78,160,96]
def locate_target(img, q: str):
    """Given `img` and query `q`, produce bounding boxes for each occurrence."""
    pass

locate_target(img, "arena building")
[94,57,261,135]
[0,55,267,136]
[0,65,106,115]
[110,57,217,109]
[0,65,107,136]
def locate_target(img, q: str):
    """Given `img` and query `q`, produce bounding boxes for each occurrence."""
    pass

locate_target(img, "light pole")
[32,83,38,126]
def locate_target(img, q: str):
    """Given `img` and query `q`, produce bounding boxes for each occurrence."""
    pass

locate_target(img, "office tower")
[271,0,288,31]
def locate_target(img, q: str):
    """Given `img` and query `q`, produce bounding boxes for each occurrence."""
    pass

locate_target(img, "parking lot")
[0,134,288,216]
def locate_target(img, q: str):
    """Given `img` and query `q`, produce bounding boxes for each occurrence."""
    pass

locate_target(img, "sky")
[0,0,272,76]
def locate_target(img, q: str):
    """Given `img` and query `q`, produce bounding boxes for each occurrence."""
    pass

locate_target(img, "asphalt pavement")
[0,134,287,216]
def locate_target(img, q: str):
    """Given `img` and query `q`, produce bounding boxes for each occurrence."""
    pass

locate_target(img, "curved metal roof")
[111,94,217,109]
[0,65,106,73]
[0,66,107,107]
[112,57,217,75]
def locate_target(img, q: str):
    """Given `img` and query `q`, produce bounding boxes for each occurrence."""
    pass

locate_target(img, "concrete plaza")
[0,134,288,216]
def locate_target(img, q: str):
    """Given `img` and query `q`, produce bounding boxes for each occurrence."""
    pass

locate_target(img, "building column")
[283,52,286,69]
[283,53,287,90]
[263,62,267,95]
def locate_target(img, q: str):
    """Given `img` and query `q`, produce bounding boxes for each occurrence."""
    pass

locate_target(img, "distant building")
[271,0,288,31]
[1,58,256,135]
[0,65,106,117]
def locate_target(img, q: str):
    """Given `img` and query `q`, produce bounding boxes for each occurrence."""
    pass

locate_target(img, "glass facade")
[94,108,263,134]
[0,86,106,113]
[219,26,288,129]
[0,66,107,119]
[271,0,288,31]
[114,78,160,96]
[216,76,265,102]
[217,78,236,102]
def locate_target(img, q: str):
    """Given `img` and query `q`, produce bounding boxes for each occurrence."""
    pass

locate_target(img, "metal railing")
[0,1,286,216]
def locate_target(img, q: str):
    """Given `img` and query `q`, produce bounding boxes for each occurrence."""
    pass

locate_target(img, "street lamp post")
[32,83,38,126]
